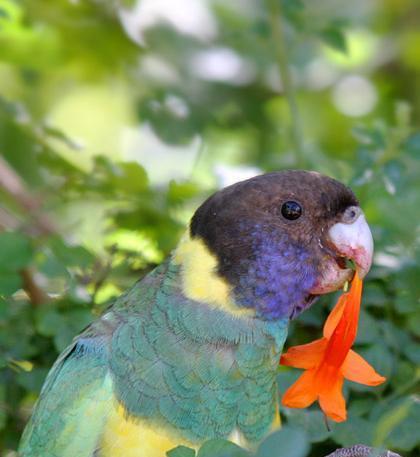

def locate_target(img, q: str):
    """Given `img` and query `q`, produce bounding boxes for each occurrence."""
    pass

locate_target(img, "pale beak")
[328,211,374,279]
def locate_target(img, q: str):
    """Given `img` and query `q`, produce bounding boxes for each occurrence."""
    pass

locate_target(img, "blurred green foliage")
[0,0,419,455]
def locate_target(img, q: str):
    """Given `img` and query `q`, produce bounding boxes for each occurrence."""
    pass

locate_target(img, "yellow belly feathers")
[100,402,280,457]
[100,403,194,457]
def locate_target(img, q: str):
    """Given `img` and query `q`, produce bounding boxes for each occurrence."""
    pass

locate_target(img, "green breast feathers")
[110,260,288,443]
[19,258,288,456]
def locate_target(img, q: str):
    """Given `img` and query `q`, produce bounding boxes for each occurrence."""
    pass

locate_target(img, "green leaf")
[197,439,250,457]
[332,416,374,447]
[9,359,33,372]
[348,398,376,417]
[256,427,309,457]
[17,367,49,393]
[373,398,411,447]
[406,310,420,337]
[38,251,69,279]
[0,0,20,25]
[0,8,9,20]
[402,341,420,365]
[43,125,81,150]
[379,321,411,352]
[371,398,420,451]
[277,369,301,398]
[363,282,388,308]
[390,360,415,393]
[0,353,7,369]
[0,384,6,430]
[352,125,385,148]
[394,264,420,314]
[280,0,304,25]
[383,160,405,194]
[404,132,420,157]
[53,307,93,351]
[0,271,21,295]
[0,231,33,271]
[111,162,149,194]
[35,307,63,337]
[284,410,332,443]
[167,445,196,457]
[356,310,381,344]
[35,305,93,350]
[168,180,200,204]
[320,26,348,53]
[50,238,95,269]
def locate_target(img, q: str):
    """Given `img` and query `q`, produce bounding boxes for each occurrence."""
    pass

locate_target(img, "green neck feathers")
[112,257,288,443]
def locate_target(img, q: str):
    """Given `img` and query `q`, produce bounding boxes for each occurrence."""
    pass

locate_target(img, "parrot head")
[187,170,373,320]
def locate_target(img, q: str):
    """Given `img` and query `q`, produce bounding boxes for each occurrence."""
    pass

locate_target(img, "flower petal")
[280,338,327,369]
[281,369,318,408]
[323,294,346,338]
[324,273,363,368]
[342,350,386,386]
[318,375,347,422]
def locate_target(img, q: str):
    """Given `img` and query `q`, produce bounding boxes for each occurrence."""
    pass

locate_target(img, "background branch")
[266,0,306,168]
[0,155,53,306]
[20,268,50,306]
[0,155,55,236]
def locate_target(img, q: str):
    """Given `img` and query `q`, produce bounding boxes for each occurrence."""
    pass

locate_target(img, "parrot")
[19,170,375,457]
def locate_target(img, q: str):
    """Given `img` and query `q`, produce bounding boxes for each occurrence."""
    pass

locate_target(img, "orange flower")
[280,272,386,422]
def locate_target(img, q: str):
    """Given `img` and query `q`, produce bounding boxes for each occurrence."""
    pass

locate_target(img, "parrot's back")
[19,325,113,456]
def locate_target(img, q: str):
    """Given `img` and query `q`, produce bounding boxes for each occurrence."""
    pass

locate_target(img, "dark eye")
[281,201,302,220]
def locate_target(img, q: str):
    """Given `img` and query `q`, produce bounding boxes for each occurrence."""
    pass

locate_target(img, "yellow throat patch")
[173,232,253,317]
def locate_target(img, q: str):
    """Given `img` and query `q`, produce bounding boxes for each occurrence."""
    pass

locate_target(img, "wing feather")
[19,338,113,457]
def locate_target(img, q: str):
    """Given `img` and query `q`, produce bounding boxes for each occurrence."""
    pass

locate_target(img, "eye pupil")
[281,201,302,220]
